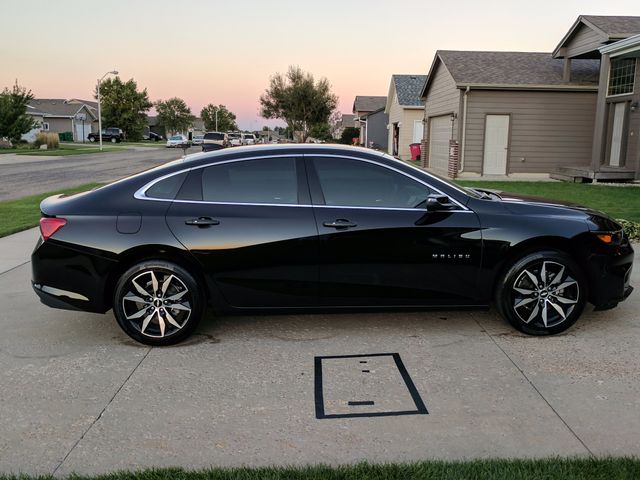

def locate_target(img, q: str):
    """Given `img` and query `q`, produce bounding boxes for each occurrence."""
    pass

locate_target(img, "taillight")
[39,217,66,241]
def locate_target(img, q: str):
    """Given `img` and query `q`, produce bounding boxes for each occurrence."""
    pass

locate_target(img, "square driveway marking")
[315,353,428,418]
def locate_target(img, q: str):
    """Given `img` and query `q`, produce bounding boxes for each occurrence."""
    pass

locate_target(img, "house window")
[608,58,636,96]
[42,122,49,131]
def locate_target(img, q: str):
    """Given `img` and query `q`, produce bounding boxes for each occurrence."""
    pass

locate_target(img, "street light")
[97,70,118,151]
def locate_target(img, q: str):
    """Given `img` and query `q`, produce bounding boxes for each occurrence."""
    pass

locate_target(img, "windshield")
[229,133,241,138]
[204,133,224,140]
[170,136,182,140]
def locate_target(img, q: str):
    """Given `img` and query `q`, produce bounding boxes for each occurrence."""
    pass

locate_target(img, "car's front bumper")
[585,241,634,309]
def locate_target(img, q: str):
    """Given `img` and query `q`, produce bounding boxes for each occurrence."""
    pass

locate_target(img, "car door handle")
[323,219,357,229]
[185,217,220,227]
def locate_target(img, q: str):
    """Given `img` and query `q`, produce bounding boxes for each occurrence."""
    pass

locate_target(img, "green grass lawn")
[457,180,640,222]
[0,183,103,237]
[0,458,638,480]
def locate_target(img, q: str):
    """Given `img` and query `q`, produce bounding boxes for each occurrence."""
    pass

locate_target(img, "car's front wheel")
[496,250,587,335]
[111,137,117,143]
[113,261,205,345]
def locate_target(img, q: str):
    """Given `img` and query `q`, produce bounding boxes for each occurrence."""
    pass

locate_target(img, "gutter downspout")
[460,86,470,173]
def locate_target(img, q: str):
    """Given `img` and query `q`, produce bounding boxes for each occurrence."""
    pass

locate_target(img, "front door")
[306,155,483,307]
[166,156,318,308]
[483,115,510,175]
[609,102,626,167]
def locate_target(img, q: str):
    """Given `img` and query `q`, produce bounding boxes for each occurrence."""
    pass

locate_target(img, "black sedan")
[31,145,634,345]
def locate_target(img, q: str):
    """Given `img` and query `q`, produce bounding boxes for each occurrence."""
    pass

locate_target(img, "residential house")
[552,16,640,181]
[385,74,427,159]
[360,108,389,149]
[352,96,386,146]
[332,113,356,139]
[420,15,640,180]
[26,99,98,142]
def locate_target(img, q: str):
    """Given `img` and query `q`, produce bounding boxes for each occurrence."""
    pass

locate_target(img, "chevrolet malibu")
[31,145,634,345]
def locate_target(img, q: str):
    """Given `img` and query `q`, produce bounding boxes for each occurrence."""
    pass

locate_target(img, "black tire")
[113,260,205,346]
[111,137,117,143]
[88,136,95,142]
[495,250,587,335]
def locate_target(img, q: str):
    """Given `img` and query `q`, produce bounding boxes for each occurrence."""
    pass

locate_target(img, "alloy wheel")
[512,260,579,328]
[121,270,192,338]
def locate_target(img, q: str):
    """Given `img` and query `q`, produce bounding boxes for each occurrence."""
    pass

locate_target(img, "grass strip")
[0,183,103,237]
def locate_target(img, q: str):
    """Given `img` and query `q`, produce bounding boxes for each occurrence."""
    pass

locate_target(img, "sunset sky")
[3,0,640,129]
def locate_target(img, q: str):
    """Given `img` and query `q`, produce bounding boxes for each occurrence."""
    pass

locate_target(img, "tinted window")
[313,157,430,208]
[204,132,224,140]
[202,158,297,204]
[145,171,188,199]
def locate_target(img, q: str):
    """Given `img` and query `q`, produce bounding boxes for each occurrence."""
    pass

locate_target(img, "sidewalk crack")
[476,319,594,457]
[0,260,30,277]
[52,346,152,475]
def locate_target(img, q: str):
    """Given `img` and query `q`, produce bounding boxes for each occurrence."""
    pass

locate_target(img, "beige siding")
[387,89,423,159]
[44,117,73,135]
[423,62,460,141]
[463,90,597,174]
[624,59,640,177]
[565,24,606,58]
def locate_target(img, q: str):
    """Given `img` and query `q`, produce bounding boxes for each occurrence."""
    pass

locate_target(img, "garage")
[428,115,451,173]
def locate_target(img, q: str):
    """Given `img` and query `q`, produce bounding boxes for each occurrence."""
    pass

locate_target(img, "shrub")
[34,132,60,149]
[618,219,640,242]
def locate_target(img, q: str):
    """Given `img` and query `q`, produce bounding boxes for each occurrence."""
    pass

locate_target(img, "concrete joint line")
[475,319,594,457]
[0,260,30,277]
[52,346,153,475]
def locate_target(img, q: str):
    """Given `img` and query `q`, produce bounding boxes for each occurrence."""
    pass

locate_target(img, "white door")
[428,115,451,173]
[483,115,510,175]
[412,120,423,143]
[609,102,626,167]
[74,122,90,142]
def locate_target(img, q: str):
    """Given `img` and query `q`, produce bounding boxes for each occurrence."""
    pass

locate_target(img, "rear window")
[204,132,225,140]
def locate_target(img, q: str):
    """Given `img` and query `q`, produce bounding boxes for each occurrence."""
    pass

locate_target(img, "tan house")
[26,99,98,142]
[553,16,640,181]
[385,74,426,160]
[420,15,640,180]
[352,96,386,145]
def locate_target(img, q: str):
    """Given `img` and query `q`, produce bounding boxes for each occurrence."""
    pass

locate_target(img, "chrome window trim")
[134,152,471,212]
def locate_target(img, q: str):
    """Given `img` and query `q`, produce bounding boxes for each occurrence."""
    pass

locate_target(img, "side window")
[201,157,298,204]
[312,157,430,208]
[145,171,188,200]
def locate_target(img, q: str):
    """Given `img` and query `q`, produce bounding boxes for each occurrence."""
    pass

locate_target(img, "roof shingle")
[392,75,427,106]
[582,15,640,38]
[353,96,387,113]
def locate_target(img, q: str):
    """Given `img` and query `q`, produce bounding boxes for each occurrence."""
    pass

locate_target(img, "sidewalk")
[0,227,39,275]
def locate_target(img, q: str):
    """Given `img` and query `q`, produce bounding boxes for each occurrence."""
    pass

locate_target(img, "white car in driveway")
[166,135,189,148]
[228,132,242,146]
[242,133,257,145]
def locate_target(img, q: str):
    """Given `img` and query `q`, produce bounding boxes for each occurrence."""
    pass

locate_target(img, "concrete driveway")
[0,229,638,476]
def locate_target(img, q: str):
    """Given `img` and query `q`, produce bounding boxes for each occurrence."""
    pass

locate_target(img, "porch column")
[591,54,610,171]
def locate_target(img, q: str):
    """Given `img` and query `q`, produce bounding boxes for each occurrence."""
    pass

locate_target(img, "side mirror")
[425,194,455,211]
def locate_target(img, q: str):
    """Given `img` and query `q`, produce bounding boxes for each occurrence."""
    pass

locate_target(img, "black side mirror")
[425,194,455,211]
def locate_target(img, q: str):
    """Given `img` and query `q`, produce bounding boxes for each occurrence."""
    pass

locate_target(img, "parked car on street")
[242,133,257,145]
[88,127,123,143]
[228,132,242,146]
[32,145,634,345]
[166,135,189,148]
[201,132,228,152]
[144,132,163,142]
[192,134,204,146]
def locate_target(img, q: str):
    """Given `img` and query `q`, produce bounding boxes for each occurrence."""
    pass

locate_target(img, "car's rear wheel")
[113,261,205,346]
[88,136,95,142]
[111,137,117,143]
[495,250,587,335]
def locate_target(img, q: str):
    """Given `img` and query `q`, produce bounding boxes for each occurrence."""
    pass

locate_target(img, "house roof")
[27,99,97,120]
[352,96,387,114]
[391,75,427,106]
[68,98,99,110]
[338,113,356,127]
[421,50,600,97]
[553,15,640,58]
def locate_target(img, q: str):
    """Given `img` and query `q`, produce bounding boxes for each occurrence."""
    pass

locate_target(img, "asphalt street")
[0,229,638,475]
[0,146,190,201]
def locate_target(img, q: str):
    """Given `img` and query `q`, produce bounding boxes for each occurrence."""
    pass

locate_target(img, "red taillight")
[39,217,66,241]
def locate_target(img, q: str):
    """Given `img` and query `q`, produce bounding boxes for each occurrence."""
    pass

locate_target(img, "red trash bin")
[409,143,421,161]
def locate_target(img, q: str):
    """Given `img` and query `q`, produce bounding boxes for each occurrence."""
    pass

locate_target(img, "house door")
[413,120,423,143]
[483,115,510,175]
[609,102,626,167]
[392,123,399,156]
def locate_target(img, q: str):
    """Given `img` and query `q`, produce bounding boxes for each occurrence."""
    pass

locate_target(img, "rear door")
[305,155,483,307]
[165,155,319,308]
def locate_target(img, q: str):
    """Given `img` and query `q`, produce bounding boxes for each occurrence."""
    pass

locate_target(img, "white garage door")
[74,122,91,142]
[428,115,451,173]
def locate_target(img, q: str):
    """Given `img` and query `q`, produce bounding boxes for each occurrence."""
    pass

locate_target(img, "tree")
[94,77,152,141]
[154,98,195,136]
[200,104,238,132]
[0,81,38,143]
[259,66,338,142]
[309,122,332,141]
[339,127,360,145]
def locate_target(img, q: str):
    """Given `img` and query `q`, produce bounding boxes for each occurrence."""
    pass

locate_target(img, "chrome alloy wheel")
[512,260,579,328]
[121,270,192,338]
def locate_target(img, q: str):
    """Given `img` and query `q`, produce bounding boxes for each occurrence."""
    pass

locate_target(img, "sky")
[2,0,640,130]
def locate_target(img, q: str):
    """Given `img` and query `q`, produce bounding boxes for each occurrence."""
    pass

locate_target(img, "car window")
[312,157,430,208]
[204,133,224,140]
[201,158,298,204]
[145,172,188,200]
